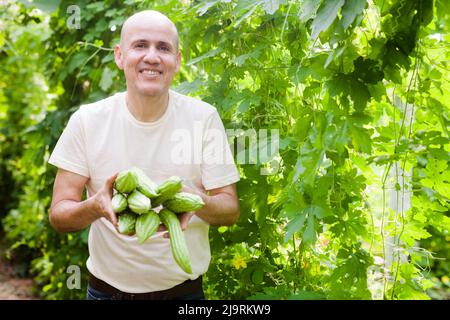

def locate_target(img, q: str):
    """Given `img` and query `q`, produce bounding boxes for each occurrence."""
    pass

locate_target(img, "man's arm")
[180,183,240,227]
[49,168,118,233]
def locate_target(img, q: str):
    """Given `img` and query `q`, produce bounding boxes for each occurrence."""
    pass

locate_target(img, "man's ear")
[114,44,124,70]
[175,50,181,74]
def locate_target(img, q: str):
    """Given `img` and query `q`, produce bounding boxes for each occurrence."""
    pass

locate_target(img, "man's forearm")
[194,193,240,226]
[49,197,100,233]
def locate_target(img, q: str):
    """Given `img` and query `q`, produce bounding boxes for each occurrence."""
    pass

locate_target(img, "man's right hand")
[50,169,119,233]
[92,173,119,227]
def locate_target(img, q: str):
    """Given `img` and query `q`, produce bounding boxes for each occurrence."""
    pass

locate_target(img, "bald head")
[119,10,179,52]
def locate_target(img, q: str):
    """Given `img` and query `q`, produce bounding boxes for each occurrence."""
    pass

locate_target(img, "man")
[48,10,240,300]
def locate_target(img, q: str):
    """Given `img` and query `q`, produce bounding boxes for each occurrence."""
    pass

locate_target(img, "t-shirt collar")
[122,90,173,127]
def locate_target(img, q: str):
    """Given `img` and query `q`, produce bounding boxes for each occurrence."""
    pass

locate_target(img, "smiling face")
[115,11,181,98]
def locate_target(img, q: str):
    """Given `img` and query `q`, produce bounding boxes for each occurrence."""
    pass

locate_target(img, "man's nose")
[143,46,160,63]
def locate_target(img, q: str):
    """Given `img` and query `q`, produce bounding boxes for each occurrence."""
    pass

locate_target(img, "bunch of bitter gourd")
[111,167,204,274]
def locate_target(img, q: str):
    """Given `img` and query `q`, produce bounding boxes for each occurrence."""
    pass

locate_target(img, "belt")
[88,273,203,300]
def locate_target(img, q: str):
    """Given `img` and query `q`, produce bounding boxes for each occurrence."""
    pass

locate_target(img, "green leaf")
[262,0,280,15]
[400,221,432,246]
[234,50,261,66]
[288,291,326,300]
[196,0,220,16]
[289,66,311,84]
[238,94,261,113]
[303,213,316,243]
[234,0,262,15]
[234,1,262,27]
[99,67,116,92]
[349,78,370,110]
[418,0,434,26]
[326,74,349,97]
[299,0,321,22]
[421,159,450,198]
[350,125,372,154]
[341,0,367,30]
[324,45,346,68]
[85,1,106,12]
[353,57,384,84]
[251,268,264,284]
[293,146,325,186]
[18,0,60,12]
[284,211,306,243]
[186,48,222,66]
[329,246,373,299]
[311,0,345,40]
[306,205,327,219]
[174,79,203,95]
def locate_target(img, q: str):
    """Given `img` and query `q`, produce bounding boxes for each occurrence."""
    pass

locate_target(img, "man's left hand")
[160,183,208,239]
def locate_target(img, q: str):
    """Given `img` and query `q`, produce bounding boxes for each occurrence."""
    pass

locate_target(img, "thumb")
[106,172,119,188]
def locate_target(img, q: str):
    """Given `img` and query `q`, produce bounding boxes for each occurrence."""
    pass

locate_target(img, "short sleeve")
[48,109,89,177]
[201,110,240,190]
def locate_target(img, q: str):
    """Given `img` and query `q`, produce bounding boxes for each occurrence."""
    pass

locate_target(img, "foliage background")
[0,0,448,299]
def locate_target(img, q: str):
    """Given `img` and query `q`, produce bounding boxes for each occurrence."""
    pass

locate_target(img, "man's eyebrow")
[130,39,174,48]
[156,41,174,48]
[129,39,147,45]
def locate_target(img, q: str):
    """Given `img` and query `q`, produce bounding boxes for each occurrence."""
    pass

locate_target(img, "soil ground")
[0,242,40,300]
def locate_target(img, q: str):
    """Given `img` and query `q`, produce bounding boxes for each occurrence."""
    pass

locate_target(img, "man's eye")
[159,46,170,52]
[135,43,146,48]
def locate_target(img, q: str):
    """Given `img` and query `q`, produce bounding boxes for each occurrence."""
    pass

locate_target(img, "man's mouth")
[140,69,162,75]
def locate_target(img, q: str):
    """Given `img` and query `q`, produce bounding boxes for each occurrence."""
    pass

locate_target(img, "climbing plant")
[0,0,448,299]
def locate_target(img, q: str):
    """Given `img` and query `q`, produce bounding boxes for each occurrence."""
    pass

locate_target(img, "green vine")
[0,0,448,300]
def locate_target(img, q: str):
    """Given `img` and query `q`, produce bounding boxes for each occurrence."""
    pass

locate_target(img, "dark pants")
[86,275,205,300]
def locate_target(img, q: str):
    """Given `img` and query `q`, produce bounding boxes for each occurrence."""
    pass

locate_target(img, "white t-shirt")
[48,89,240,293]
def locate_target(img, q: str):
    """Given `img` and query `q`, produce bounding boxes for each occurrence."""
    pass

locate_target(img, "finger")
[182,183,206,195]
[180,212,194,230]
[181,185,193,193]
[106,173,119,197]
[180,217,188,230]
[163,231,169,239]
[109,211,118,226]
